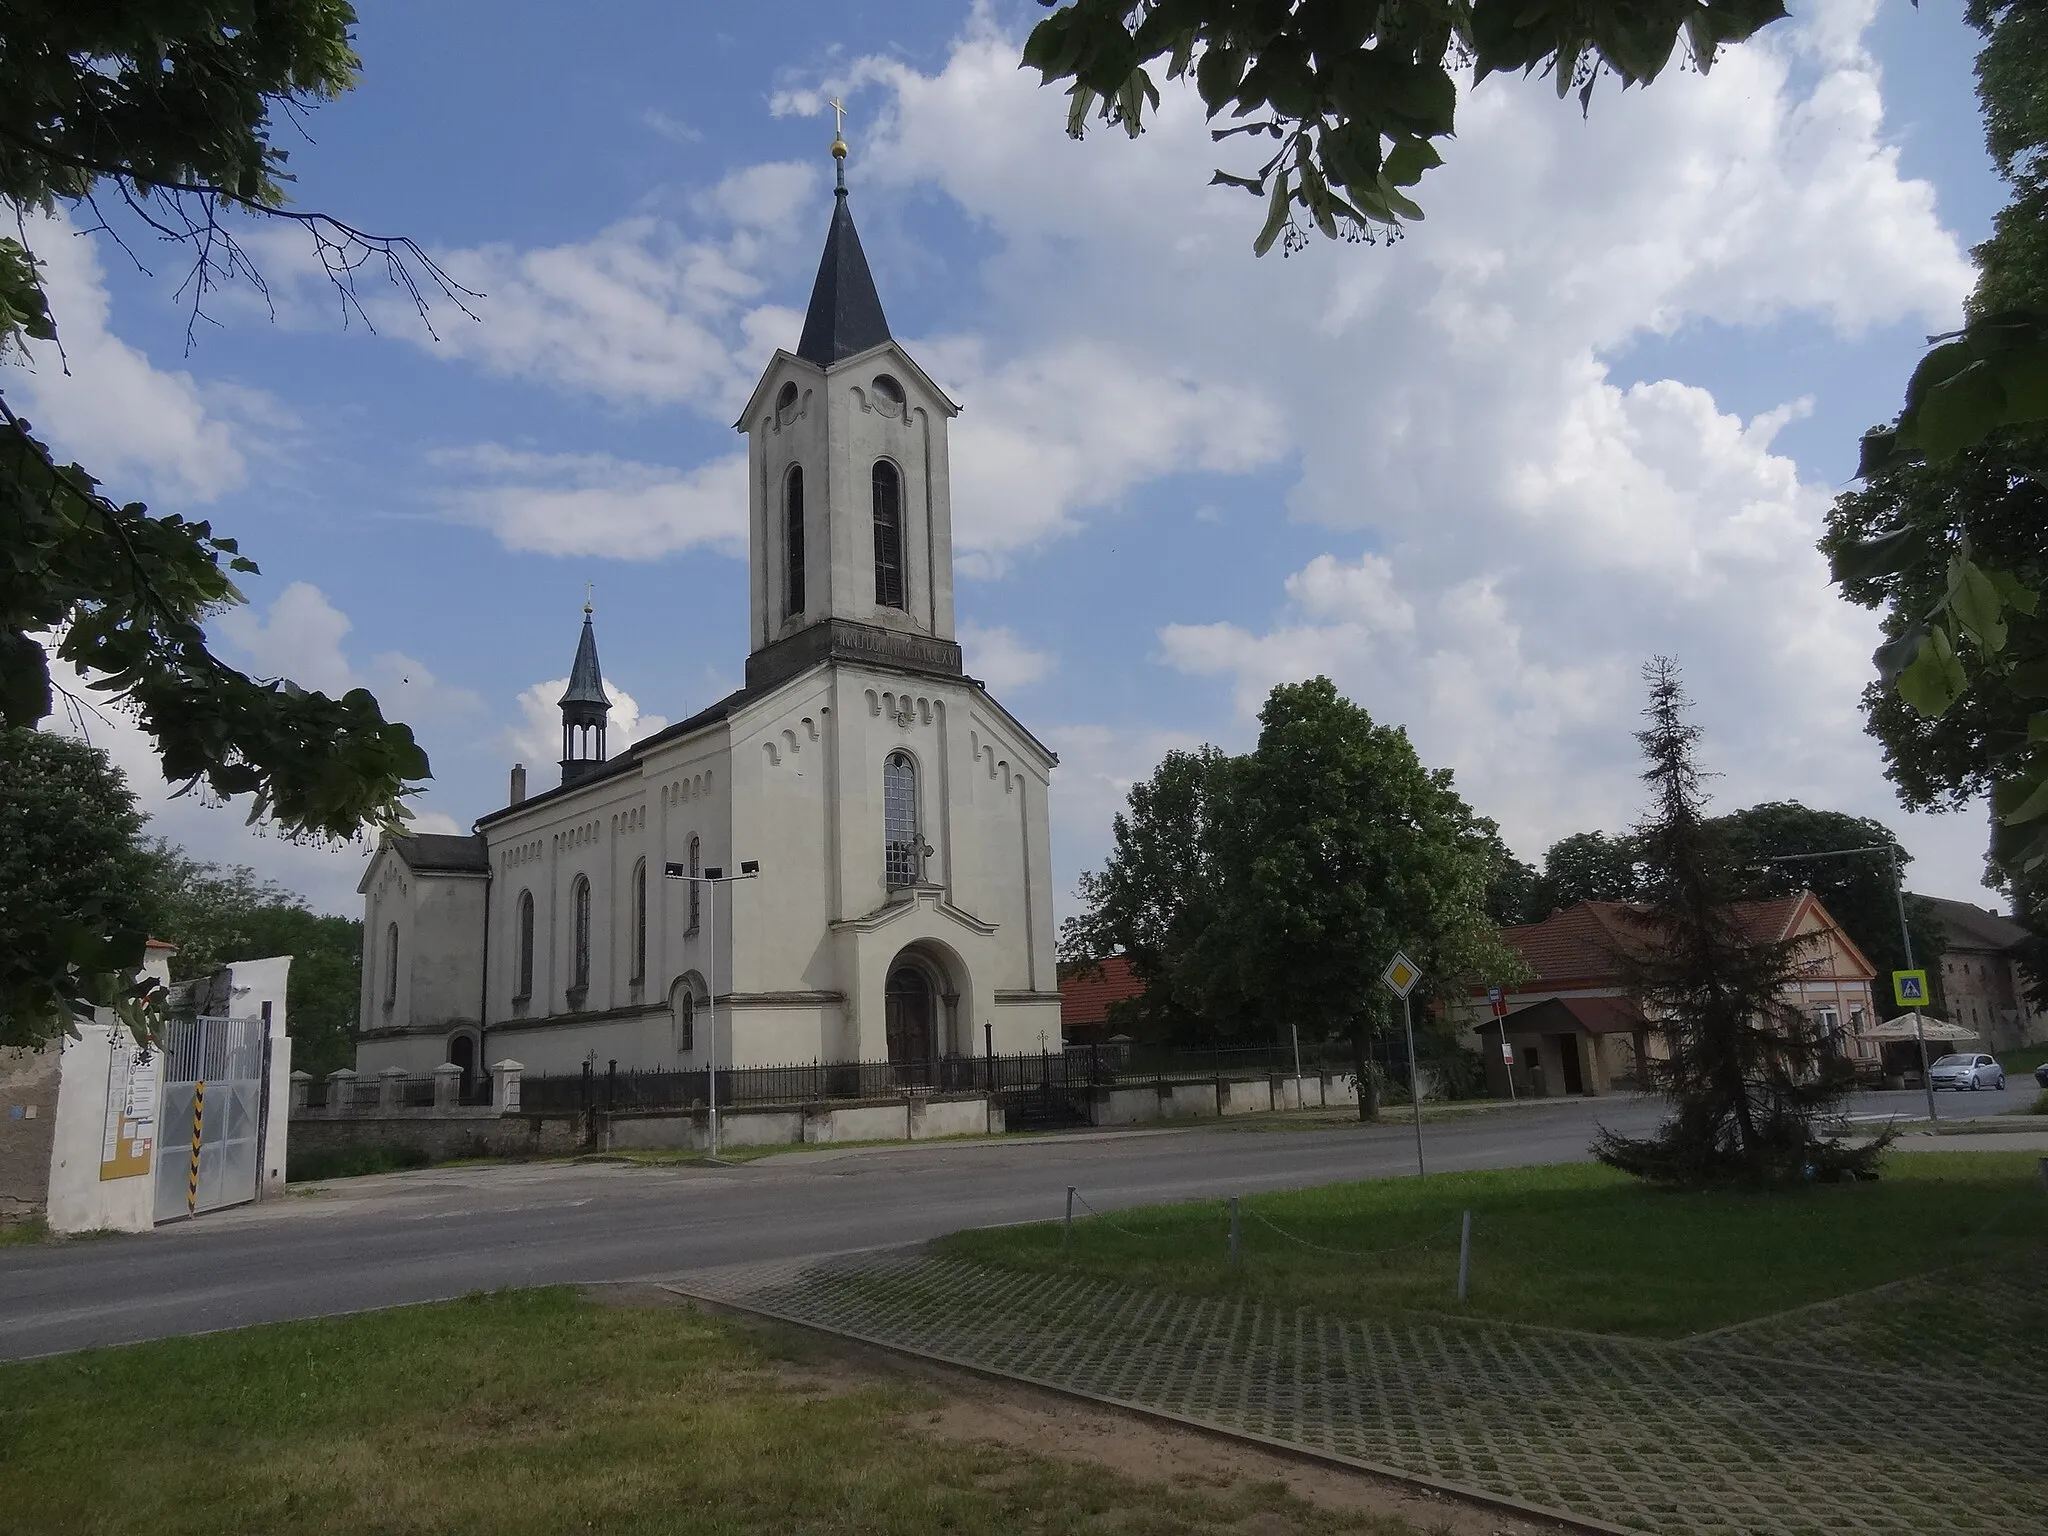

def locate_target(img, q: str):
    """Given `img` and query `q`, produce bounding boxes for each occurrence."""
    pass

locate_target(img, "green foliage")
[1710,801,1945,995]
[1021,0,1788,252]
[1538,829,1647,910]
[1825,3,2048,883]
[138,843,362,1076]
[1062,679,1521,1074]
[1476,826,1544,926]
[1594,662,1883,1187]
[286,1142,428,1183]
[0,727,165,1046]
[0,2,450,1028]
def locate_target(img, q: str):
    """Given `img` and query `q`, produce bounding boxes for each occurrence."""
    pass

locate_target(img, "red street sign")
[1488,985,1506,1019]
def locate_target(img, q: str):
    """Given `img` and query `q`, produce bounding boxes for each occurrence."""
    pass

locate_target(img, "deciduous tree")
[1,3,457,1027]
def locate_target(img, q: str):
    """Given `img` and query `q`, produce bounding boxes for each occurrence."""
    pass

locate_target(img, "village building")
[1918,895,2048,1054]
[354,145,1062,1086]
[1456,893,1880,1097]
[1057,955,1148,1047]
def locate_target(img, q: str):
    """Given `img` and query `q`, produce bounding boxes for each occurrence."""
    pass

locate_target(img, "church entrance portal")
[885,965,936,1081]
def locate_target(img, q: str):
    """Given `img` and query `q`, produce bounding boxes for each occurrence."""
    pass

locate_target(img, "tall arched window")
[383,922,400,1008]
[570,875,592,997]
[784,465,806,619]
[872,459,904,610]
[515,890,535,1000]
[687,834,702,934]
[630,859,647,984]
[884,750,920,889]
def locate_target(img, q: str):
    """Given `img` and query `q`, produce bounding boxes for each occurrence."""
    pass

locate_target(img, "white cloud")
[433,446,750,559]
[960,620,1054,691]
[9,211,256,503]
[215,582,482,725]
[819,1,1992,904]
[509,679,668,790]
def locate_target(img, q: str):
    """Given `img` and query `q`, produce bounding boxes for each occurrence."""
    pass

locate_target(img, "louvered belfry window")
[784,465,805,619]
[872,459,904,610]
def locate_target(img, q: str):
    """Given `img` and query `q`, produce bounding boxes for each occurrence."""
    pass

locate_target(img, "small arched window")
[775,380,799,416]
[630,859,647,984]
[687,834,702,934]
[884,750,920,889]
[784,464,806,619]
[872,374,905,416]
[872,459,904,610]
[383,922,400,1008]
[571,875,592,996]
[515,890,535,1000]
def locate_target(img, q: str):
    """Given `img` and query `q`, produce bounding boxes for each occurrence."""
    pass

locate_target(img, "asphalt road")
[0,1086,2031,1362]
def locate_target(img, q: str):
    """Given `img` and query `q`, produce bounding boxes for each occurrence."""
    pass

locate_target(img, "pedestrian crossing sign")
[1892,969,1929,1007]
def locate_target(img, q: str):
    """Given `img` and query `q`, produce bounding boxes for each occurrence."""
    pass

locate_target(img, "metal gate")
[154,1015,266,1222]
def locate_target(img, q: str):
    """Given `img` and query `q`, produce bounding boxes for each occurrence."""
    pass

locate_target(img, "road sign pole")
[1890,844,1937,1125]
[1403,991,1425,1178]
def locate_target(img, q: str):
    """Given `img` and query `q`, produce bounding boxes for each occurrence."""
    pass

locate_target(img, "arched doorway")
[885,964,936,1083]
[447,1034,476,1101]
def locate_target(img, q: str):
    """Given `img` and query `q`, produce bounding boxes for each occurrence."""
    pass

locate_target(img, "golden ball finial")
[831,135,847,159]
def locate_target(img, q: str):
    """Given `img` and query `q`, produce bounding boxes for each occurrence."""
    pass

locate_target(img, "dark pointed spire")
[559,601,610,786]
[795,126,891,368]
[559,603,608,709]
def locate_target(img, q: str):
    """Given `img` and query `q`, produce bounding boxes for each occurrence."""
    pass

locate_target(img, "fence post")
[328,1067,356,1111]
[1229,1194,1241,1270]
[491,1059,523,1115]
[289,1070,312,1112]
[432,1062,462,1111]
[378,1065,406,1112]
[1457,1210,1473,1302]
[606,1058,618,1112]
[1064,1185,1075,1252]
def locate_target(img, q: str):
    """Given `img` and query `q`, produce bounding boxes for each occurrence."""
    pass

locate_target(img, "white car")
[1928,1053,2006,1091]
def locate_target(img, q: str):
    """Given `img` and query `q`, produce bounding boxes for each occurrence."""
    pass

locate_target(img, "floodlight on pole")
[662,858,762,1159]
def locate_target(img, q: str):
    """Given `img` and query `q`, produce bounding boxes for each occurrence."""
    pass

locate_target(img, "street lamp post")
[663,858,761,1159]
[1762,844,1936,1124]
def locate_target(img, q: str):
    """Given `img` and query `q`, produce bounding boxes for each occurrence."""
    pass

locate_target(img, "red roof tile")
[1060,955,1147,1029]
[1494,893,1825,988]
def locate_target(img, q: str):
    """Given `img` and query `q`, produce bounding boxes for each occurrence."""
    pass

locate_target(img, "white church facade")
[356,148,1063,1085]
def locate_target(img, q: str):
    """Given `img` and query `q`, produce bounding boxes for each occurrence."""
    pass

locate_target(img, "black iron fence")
[520,1041,1489,1116]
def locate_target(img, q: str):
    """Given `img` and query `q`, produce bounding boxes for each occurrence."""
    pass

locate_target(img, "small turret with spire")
[558,594,610,786]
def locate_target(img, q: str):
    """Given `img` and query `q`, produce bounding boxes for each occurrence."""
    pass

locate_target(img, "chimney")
[509,762,527,806]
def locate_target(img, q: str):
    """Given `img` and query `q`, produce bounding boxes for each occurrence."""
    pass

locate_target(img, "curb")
[663,1281,1640,1536]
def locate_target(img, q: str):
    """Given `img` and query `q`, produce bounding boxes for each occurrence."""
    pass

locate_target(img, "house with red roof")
[1058,955,1149,1046]
[1460,892,1878,1097]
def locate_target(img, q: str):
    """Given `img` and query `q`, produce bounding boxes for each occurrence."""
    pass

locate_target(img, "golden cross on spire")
[584,579,594,615]
[829,96,848,162]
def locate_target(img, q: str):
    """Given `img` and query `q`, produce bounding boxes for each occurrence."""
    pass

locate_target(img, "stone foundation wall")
[1089,1072,1360,1128]
[599,1092,998,1152]
[288,1109,585,1163]
[0,1043,61,1224]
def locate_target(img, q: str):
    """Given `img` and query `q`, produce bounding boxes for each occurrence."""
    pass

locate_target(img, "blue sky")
[23,0,2014,918]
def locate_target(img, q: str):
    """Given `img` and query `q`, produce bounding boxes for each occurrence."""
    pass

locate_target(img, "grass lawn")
[0,1290,1440,1536]
[936,1150,2048,1338]
[2003,1041,2048,1077]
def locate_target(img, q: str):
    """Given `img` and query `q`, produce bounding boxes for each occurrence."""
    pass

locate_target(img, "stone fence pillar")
[328,1067,357,1111]
[289,1069,312,1112]
[378,1065,406,1111]
[432,1062,462,1110]
[492,1059,523,1114]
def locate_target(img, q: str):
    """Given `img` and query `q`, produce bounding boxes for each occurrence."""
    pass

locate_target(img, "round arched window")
[872,374,905,415]
[776,381,799,415]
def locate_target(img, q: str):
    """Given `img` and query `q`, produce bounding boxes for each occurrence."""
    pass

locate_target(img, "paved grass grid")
[670,1249,2048,1536]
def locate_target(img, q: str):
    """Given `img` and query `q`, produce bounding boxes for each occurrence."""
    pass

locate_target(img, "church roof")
[794,187,892,367]
[391,833,490,874]
[558,610,608,710]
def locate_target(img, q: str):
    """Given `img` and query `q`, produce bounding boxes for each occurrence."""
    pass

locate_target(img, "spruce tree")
[1593,660,1887,1186]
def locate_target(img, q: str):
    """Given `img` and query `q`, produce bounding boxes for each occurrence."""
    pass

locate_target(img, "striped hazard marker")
[186,1079,205,1215]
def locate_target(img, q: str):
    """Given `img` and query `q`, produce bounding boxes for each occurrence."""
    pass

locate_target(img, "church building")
[356,138,1063,1085]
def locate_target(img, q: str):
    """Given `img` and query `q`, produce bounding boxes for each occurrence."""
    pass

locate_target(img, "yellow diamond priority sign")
[1382,951,1422,998]
[1892,969,1930,1008]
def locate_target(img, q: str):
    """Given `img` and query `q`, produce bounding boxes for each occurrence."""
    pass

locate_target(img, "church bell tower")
[558,602,610,786]
[735,117,964,693]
